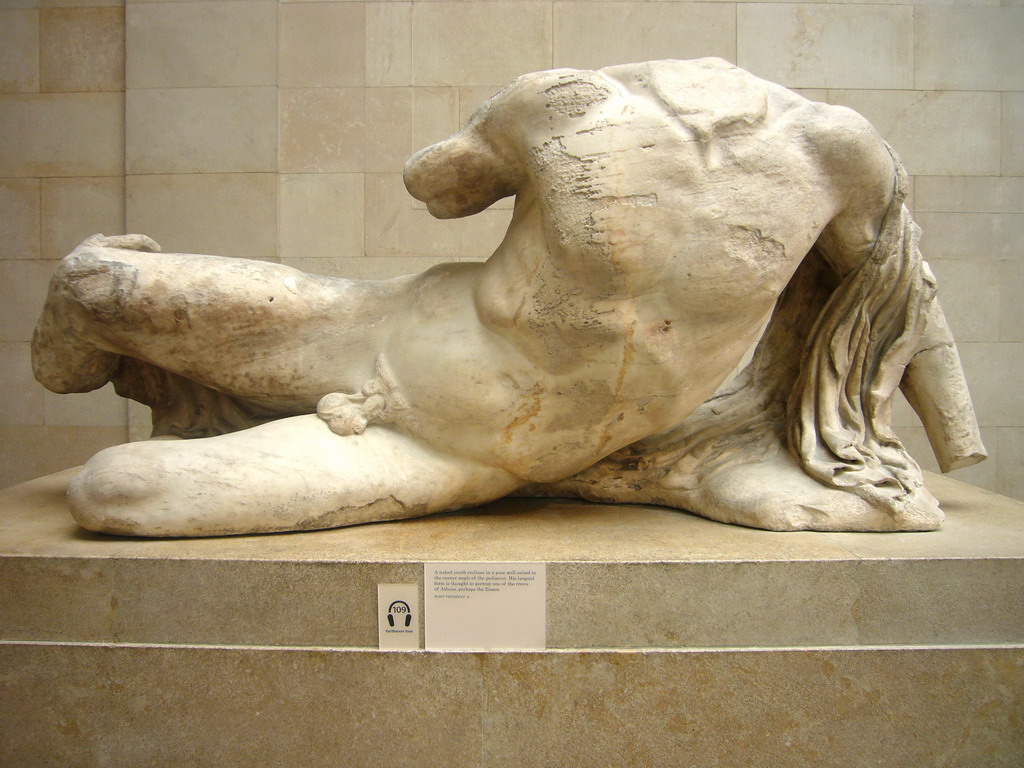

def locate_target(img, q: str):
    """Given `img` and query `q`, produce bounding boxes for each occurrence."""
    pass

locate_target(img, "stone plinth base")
[2,469,1022,766]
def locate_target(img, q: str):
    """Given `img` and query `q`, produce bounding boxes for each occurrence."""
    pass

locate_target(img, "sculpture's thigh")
[68,415,522,537]
[35,239,386,399]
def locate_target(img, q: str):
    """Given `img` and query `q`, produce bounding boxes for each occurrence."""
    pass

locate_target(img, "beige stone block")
[0,260,57,342]
[1000,259,1024,342]
[1,557,115,643]
[830,0,998,5]
[889,390,919,429]
[280,2,365,87]
[412,2,551,86]
[126,87,277,174]
[737,5,913,89]
[915,176,1024,213]
[126,1,276,88]
[996,428,1024,501]
[279,174,364,262]
[925,258,1000,342]
[0,179,40,261]
[550,560,862,648]
[0,342,44,426]
[916,8,1024,91]
[554,2,735,71]
[43,384,127,427]
[40,177,124,261]
[41,0,123,6]
[364,173,510,259]
[366,87,412,172]
[0,10,40,93]
[364,172,449,256]
[109,560,425,647]
[128,399,151,427]
[40,7,124,93]
[478,648,1024,767]
[278,257,337,278]
[1004,93,1024,176]
[457,86,502,126]
[411,87,458,155]
[557,549,1022,647]
[464,213,513,261]
[0,93,123,178]
[916,212,1024,260]
[125,0,259,4]
[957,342,1024,426]
[0,425,125,488]
[2,643,1023,766]
[791,88,827,103]
[366,1,411,87]
[126,173,277,262]
[826,90,1000,176]
[280,87,365,173]
[128,399,153,441]
[0,644,485,767]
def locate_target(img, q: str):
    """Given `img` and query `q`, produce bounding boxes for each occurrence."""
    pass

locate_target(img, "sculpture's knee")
[50,246,141,328]
[32,247,130,394]
[68,445,169,536]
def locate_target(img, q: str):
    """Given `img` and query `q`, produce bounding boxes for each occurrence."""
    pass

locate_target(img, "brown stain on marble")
[596,320,636,455]
[501,384,544,445]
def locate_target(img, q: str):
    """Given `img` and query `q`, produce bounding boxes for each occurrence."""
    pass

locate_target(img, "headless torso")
[33,60,932,535]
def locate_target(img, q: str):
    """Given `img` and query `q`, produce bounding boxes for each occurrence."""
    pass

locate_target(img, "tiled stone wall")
[0,0,128,487]
[1,1,1021,502]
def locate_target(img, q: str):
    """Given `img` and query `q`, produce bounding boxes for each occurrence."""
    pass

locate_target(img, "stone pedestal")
[2,469,1022,766]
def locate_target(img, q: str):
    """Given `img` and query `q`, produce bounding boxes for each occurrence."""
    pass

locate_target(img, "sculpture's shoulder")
[477,59,790,137]
[595,58,807,139]
[799,100,895,182]
[593,59,890,166]
[484,58,890,161]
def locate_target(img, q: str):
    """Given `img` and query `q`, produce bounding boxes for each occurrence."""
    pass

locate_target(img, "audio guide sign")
[377,584,420,650]
[424,563,546,650]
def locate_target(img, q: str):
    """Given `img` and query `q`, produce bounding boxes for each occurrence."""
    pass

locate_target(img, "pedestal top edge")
[1,467,1021,564]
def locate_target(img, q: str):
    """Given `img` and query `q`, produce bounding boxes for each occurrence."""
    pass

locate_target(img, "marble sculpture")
[33,59,986,537]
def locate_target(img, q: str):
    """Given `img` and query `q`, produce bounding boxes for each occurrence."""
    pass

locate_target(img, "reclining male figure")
[33,59,982,536]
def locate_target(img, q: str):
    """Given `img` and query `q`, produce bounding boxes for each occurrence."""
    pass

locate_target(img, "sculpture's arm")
[403,81,531,219]
[802,103,897,269]
[805,104,985,473]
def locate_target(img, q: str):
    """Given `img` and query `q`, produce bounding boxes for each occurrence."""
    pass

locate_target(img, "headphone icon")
[387,600,412,628]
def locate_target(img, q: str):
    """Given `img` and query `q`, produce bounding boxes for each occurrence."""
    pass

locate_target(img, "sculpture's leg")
[33,235,401,407]
[69,414,521,537]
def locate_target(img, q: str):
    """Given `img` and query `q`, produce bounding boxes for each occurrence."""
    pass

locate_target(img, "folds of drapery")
[787,152,932,520]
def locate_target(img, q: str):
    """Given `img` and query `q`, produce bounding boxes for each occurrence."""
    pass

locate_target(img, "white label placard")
[378,584,420,650]
[424,563,546,650]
